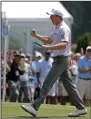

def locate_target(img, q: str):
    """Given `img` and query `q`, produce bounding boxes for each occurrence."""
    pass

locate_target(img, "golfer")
[21,9,87,117]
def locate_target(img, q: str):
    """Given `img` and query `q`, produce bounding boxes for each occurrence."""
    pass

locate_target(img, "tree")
[75,32,91,53]
[61,1,91,43]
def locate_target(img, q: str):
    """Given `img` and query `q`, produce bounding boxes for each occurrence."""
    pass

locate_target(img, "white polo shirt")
[19,63,30,82]
[50,21,71,57]
[36,58,53,87]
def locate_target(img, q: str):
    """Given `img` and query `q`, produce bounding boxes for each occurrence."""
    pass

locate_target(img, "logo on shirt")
[61,29,65,39]
[54,33,57,35]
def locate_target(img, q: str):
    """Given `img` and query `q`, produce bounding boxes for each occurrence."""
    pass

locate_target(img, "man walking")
[21,9,87,117]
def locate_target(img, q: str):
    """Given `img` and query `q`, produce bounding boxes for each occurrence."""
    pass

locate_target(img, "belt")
[79,77,91,80]
[53,55,68,59]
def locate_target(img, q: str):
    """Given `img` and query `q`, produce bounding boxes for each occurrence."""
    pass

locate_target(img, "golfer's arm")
[35,34,52,44]
[48,41,68,50]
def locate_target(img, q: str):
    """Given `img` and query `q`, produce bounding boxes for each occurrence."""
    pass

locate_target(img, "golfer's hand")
[30,29,36,37]
[42,45,50,50]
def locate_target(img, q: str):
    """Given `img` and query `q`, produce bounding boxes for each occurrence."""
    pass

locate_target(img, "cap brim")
[86,46,91,50]
[86,48,91,50]
[46,12,54,16]
[46,12,63,18]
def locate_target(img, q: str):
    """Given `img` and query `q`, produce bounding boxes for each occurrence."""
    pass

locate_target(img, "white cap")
[35,51,43,57]
[46,9,63,18]
[20,53,25,58]
[86,46,91,51]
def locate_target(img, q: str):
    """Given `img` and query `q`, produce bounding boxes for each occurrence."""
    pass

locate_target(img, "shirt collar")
[85,55,90,62]
[55,21,64,28]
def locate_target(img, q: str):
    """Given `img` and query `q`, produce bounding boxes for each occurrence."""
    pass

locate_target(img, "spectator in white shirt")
[18,53,30,103]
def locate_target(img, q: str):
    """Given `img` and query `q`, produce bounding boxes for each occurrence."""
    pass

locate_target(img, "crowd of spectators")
[1,46,91,107]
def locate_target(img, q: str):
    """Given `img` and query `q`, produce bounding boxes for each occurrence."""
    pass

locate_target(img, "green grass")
[2,102,91,119]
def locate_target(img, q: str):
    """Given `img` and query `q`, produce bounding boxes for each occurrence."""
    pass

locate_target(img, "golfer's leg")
[61,70,86,109]
[32,63,65,111]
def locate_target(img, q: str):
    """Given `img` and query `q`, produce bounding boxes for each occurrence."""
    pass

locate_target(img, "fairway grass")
[2,102,91,119]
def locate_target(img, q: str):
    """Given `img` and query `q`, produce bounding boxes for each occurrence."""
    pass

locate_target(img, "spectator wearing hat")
[31,51,43,82]
[18,53,31,103]
[6,51,21,102]
[31,51,43,101]
[25,54,35,102]
[35,51,57,104]
[26,54,32,65]
[77,46,91,106]
[68,53,81,105]
[36,51,52,89]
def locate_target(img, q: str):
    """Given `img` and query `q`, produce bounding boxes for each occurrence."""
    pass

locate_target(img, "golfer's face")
[50,15,57,24]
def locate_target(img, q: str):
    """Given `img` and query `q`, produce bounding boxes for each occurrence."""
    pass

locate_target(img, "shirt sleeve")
[60,28,69,42]
[71,65,78,75]
[78,58,83,68]
[36,62,41,73]
[32,62,36,71]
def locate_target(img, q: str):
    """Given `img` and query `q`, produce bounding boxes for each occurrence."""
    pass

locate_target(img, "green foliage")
[75,32,91,53]
[61,1,91,43]
[9,36,23,50]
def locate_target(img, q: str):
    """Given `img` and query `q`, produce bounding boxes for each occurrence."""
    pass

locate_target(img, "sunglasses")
[20,56,25,58]
[87,49,91,52]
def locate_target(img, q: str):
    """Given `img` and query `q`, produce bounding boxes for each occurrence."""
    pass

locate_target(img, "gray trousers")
[33,56,85,110]
[8,80,20,102]
[18,81,30,103]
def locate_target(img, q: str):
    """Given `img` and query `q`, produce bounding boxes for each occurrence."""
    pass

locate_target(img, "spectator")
[36,51,57,104]
[26,54,32,65]
[32,51,43,101]
[6,51,21,102]
[36,51,53,88]
[77,46,91,106]
[69,53,81,86]
[69,53,81,105]
[18,53,30,103]
[80,48,84,56]
[72,53,81,85]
